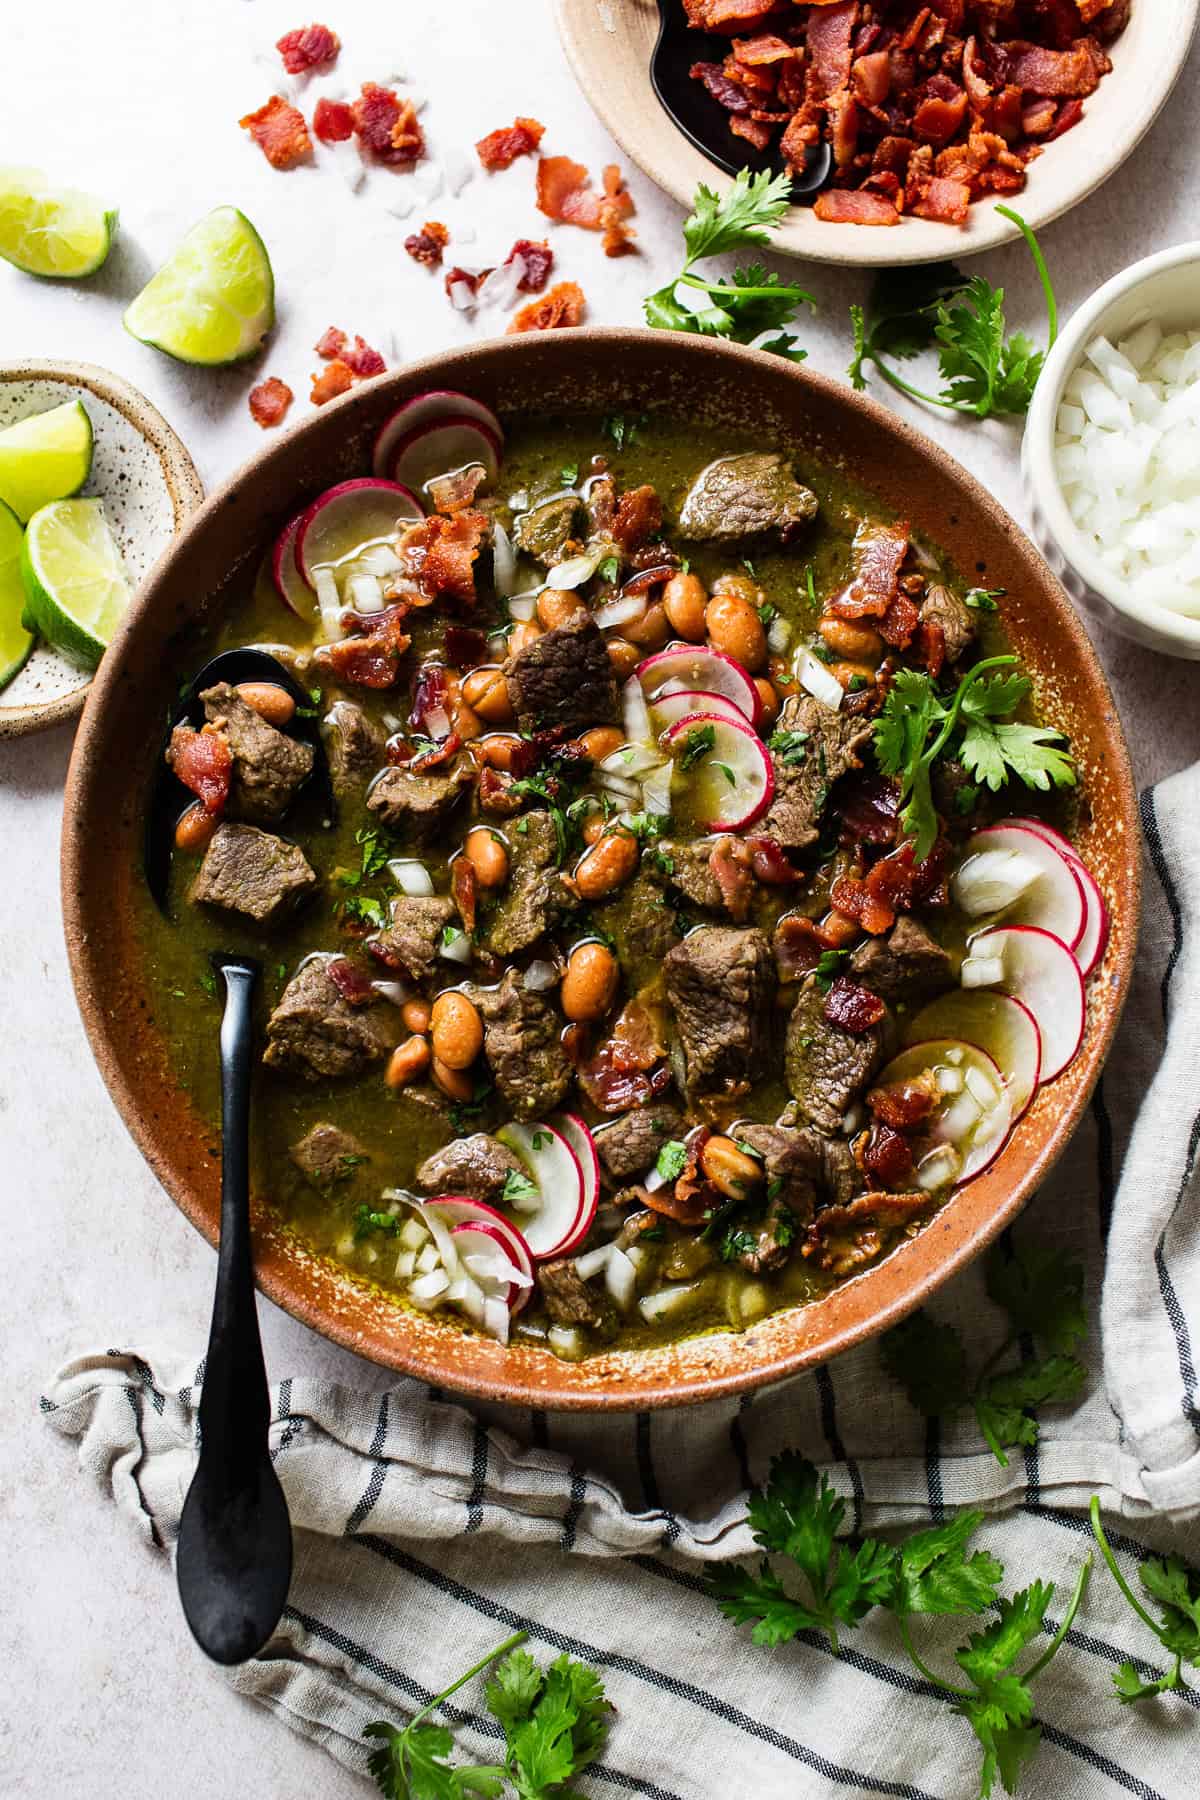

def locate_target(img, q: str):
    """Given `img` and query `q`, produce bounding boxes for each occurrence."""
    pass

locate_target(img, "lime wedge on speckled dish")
[0,398,93,522]
[124,206,275,365]
[0,499,34,692]
[20,499,132,669]
[0,165,118,278]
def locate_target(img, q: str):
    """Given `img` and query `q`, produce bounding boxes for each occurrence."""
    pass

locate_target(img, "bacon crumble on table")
[678,0,1128,227]
[247,377,294,429]
[475,116,546,170]
[310,327,386,401]
[351,82,424,165]
[506,280,587,334]
[310,360,355,405]
[239,95,313,170]
[536,156,636,256]
[404,220,450,267]
[312,96,354,143]
[276,22,340,74]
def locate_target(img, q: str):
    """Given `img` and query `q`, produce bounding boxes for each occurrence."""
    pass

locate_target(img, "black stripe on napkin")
[814,1364,865,1534]
[345,1393,391,1536]
[1140,787,1183,1022]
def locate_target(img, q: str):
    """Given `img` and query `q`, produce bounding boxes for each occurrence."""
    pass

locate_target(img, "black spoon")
[175,952,293,1665]
[649,0,833,199]
[145,645,333,913]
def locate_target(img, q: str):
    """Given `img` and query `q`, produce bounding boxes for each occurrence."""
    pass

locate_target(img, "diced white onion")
[964,1064,999,1108]
[482,1296,511,1344]
[547,545,608,590]
[601,741,664,779]
[575,1244,614,1281]
[410,1268,450,1302]
[916,1145,961,1191]
[595,592,648,631]
[841,1103,864,1137]
[399,1219,429,1252]
[424,703,452,741]
[638,1281,707,1324]
[395,1249,416,1280]
[625,1244,649,1274]
[523,958,560,992]
[605,1247,638,1309]
[935,1065,963,1095]
[960,953,1005,989]
[492,520,517,598]
[415,1243,441,1274]
[642,1165,669,1193]
[622,673,654,746]
[447,278,476,313]
[944,1046,965,1065]
[371,979,411,1007]
[767,614,792,655]
[508,489,530,511]
[507,591,539,621]
[939,1090,982,1143]
[795,649,844,710]
[549,1324,586,1361]
[314,566,343,641]
[641,760,674,817]
[439,927,473,964]
[952,849,1041,917]
[479,257,526,309]
[595,770,641,802]
[388,858,435,898]
[357,544,403,578]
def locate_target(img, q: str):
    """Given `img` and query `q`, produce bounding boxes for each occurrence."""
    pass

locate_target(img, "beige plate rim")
[552,0,1200,267]
[0,359,204,741]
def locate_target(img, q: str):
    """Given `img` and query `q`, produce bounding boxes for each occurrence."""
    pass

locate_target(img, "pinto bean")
[581,810,608,847]
[706,593,767,673]
[832,661,877,690]
[464,826,509,889]
[430,991,484,1070]
[235,681,295,727]
[606,638,641,680]
[574,829,639,899]
[401,998,431,1034]
[431,1054,475,1102]
[663,571,708,642]
[700,1135,765,1200]
[578,726,624,763]
[508,620,543,655]
[174,800,217,853]
[711,572,761,607]
[819,615,884,661]
[561,942,620,1022]
[472,733,524,771]
[537,587,587,630]
[623,601,670,650]
[385,1036,431,1089]
[461,666,514,724]
[754,678,781,730]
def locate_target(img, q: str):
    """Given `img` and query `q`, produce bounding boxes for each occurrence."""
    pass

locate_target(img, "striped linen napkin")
[41,765,1200,1800]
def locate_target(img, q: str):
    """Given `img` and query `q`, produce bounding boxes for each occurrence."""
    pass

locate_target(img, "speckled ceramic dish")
[0,361,203,739]
[61,330,1138,1410]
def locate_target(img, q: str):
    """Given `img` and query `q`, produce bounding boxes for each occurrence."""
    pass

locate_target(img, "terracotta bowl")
[61,330,1138,1411]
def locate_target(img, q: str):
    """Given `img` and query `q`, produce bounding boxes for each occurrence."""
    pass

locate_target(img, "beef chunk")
[514,494,581,564]
[849,915,953,1003]
[416,1133,523,1204]
[538,1259,618,1338]
[735,1193,800,1275]
[664,925,775,1099]
[803,1190,934,1277]
[678,453,817,543]
[470,968,572,1120]
[765,694,875,852]
[264,957,397,1080]
[200,683,313,822]
[366,763,471,840]
[785,978,886,1134]
[737,1122,857,1223]
[289,1122,370,1190]
[921,584,976,664]
[505,614,618,736]
[189,822,317,925]
[485,812,578,955]
[594,1102,685,1181]
[372,895,455,981]
[324,699,386,797]
[616,874,681,976]
[650,837,754,918]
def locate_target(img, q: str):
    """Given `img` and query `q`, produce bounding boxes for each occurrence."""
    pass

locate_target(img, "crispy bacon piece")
[475,116,546,170]
[451,856,478,933]
[878,591,921,650]
[1007,39,1107,97]
[508,238,554,293]
[839,774,900,847]
[168,725,232,816]
[575,994,672,1113]
[808,1,857,95]
[443,626,490,671]
[862,1122,916,1189]
[312,96,354,144]
[830,872,896,937]
[239,96,312,170]
[398,511,489,604]
[912,617,946,678]
[315,325,347,359]
[247,377,294,429]
[814,189,899,226]
[729,117,775,151]
[691,61,752,115]
[310,360,354,405]
[913,89,970,145]
[612,485,663,552]
[409,664,453,737]
[830,521,911,620]
[823,976,887,1035]
[747,835,797,886]
[710,838,756,922]
[507,281,587,335]
[408,732,463,773]
[319,605,412,689]
[683,0,778,28]
[734,32,795,67]
[405,220,449,267]
[536,157,635,236]
[352,82,424,165]
[803,1190,934,1276]
[913,176,972,225]
[276,22,340,74]
[427,464,489,515]
[327,957,374,1006]
[869,1075,936,1132]
[340,335,386,378]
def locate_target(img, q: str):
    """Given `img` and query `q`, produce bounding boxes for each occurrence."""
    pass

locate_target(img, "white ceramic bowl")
[1024,243,1200,659]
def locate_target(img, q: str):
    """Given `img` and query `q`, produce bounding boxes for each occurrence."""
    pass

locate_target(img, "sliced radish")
[649,688,749,731]
[963,925,1086,1083]
[422,1196,534,1311]
[387,418,501,502]
[271,512,317,622]
[550,1114,600,1256]
[953,825,1085,951]
[373,390,503,479]
[663,711,774,832]
[903,990,1041,1120]
[295,478,424,588]
[495,1121,586,1260]
[1001,817,1109,977]
[875,1038,1013,1186]
[637,645,761,727]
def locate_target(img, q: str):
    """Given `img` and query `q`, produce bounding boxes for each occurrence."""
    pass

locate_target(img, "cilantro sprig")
[645,170,815,361]
[1089,1502,1200,1704]
[849,207,1057,419]
[881,1242,1088,1468]
[874,655,1075,862]
[709,1451,1090,1798]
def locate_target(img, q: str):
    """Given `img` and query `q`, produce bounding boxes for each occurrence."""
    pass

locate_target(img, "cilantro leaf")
[892,1512,1004,1619]
[485,1648,613,1799]
[881,1311,973,1419]
[985,1244,1086,1355]
[364,1633,524,1800]
[682,169,795,262]
[353,1206,402,1243]
[959,720,1077,796]
[976,1356,1088,1467]
[708,1558,823,1646]
[502,1168,540,1209]
[1091,1498,1200,1704]
[678,722,716,771]
[654,1139,689,1182]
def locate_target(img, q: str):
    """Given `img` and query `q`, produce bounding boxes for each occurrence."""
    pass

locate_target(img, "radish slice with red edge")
[495,1121,586,1260]
[1000,817,1109,977]
[952,824,1085,951]
[295,478,424,588]
[387,417,501,501]
[372,390,503,479]
[549,1114,600,1256]
[663,711,774,832]
[903,989,1041,1120]
[271,512,316,622]
[637,645,761,727]
[875,1038,1013,1187]
[450,1221,531,1309]
[422,1196,534,1310]
[649,688,749,731]
[961,925,1085,1082]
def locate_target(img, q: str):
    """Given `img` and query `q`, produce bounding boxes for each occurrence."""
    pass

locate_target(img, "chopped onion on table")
[388,857,435,897]
[795,649,844,709]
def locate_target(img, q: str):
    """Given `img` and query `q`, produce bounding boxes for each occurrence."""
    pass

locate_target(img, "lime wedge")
[0,165,117,278]
[0,499,34,692]
[21,499,132,669]
[124,206,275,365]
[0,398,93,523]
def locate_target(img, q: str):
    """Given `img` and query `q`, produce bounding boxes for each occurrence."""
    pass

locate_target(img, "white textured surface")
[3,3,1200,1796]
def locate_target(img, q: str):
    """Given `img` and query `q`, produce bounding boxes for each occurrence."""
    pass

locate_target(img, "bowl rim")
[1025,240,1200,652]
[60,327,1140,1410]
